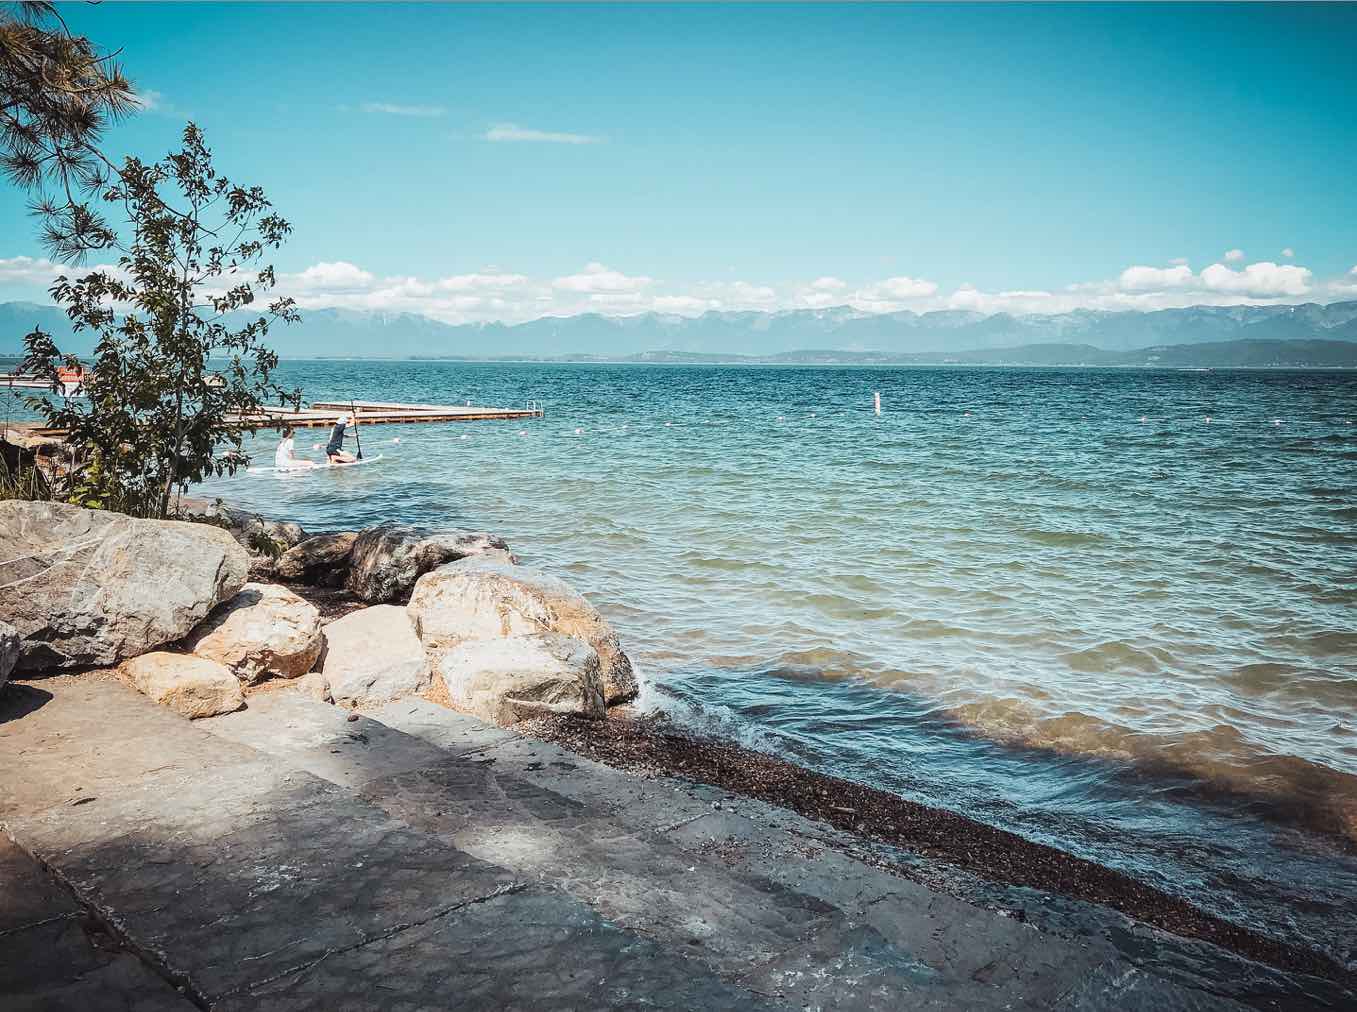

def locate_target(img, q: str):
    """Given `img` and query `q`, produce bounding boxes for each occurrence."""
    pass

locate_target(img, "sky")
[2,2,1356,325]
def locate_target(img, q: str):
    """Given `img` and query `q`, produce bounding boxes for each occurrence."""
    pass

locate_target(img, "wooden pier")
[1,398,545,450]
[272,399,546,426]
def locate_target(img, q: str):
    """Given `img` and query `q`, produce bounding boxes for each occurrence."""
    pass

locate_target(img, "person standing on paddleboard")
[325,412,359,464]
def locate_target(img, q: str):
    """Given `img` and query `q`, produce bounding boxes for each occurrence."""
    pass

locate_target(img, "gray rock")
[120,651,245,718]
[184,582,324,683]
[177,497,308,552]
[276,532,358,586]
[0,619,18,689]
[431,632,606,725]
[320,605,430,707]
[407,557,637,704]
[0,501,248,672]
[346,525,514,603]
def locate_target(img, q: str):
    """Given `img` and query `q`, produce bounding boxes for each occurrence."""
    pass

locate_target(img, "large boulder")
[184,582,324,683]
[432,633,606,725]
[177,497,308,582]
[346,525,514,603]
[0,620,18,690]
[0,501,249,672]
[121,652,245,719]
[276,532,358,587]
[319,605,429,708]
[177,497,308,551]
[406,557,637,704]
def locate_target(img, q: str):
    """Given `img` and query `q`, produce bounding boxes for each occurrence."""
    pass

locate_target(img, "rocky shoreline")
[522,710,1353,988]
[2,495,1351,999]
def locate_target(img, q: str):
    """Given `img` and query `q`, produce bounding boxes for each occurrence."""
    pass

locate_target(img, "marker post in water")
[874,391,881,416]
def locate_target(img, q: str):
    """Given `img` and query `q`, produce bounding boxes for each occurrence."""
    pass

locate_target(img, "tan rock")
[184,583,324,683]
[319,605,429,707]
[407,558,637,704]
[122,652,245,719]
[432,632,606,725]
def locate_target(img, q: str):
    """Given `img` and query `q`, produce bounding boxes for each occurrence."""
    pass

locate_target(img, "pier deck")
[0,399,544,447]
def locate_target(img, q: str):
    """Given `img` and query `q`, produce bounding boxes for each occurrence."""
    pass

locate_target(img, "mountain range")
[4,299,1357,365]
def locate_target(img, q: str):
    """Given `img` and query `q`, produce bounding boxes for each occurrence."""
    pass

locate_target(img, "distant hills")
[3,299,1357,367]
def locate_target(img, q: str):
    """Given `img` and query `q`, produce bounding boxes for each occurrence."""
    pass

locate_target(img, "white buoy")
[311,443,321,451]
[665,421,672,427]
[873,391,881,416]
[392,437,401,444]
[1139,416,1147,423]
[1205,416,1211,423]
[518,430,527,436]
[776,415,784,421]
[574,428,582,435]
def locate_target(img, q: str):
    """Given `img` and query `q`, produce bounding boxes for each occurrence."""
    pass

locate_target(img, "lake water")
[33,359,1357,964]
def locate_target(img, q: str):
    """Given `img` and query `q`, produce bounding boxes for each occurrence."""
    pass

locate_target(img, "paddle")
[350,400,363,460]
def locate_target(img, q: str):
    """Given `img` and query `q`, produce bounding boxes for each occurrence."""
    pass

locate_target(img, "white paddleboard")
[247,454,383,475]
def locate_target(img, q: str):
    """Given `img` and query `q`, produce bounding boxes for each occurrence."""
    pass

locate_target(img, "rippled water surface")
[194,361,1357,962]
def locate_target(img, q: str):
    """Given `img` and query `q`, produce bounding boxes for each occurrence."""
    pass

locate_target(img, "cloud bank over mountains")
[2,252,1354,327]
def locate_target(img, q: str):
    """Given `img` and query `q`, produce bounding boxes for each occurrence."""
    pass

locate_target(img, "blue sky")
[3,2,1356,323]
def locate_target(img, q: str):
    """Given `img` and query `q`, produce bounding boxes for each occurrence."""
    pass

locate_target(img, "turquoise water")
[16,360,1357,962]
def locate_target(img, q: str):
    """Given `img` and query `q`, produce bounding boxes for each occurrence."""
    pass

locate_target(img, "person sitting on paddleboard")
[325,412,358,464]
[274,426,317,471]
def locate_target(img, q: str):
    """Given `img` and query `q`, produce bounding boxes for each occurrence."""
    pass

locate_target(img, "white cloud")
[809,276,847,291]
[1282,247,1295,258]
[1199,261,1311,296]
[284,261,375,291]
[1224,248,1245,262]
[850,275,939,312]
[14,250,1351,328]
[485,123,601,145]
[360,102,446,118]
[434,271,528,292]
[1119,264,1195,291]
[875,276,938,299]
[0,256,64,285]
[130,89,165,112]
[1325,266,1357,296]
[552,263,652,294]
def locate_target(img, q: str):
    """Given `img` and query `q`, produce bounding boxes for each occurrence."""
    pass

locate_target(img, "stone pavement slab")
[1,836,193,1011]
[3,676,1323,1010]
[219,887,773,1012]
[199,690,453,786]
[0,678,802,1009]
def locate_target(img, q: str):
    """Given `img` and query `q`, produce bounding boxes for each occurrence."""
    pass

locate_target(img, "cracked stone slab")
[218,886,776,1011]
[1,833,79,932]
[10,778,517,1004]
[200,691,451,786]
[361,758,840,978]
[1,837,193,1011]
[1052,962,1253,1011]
